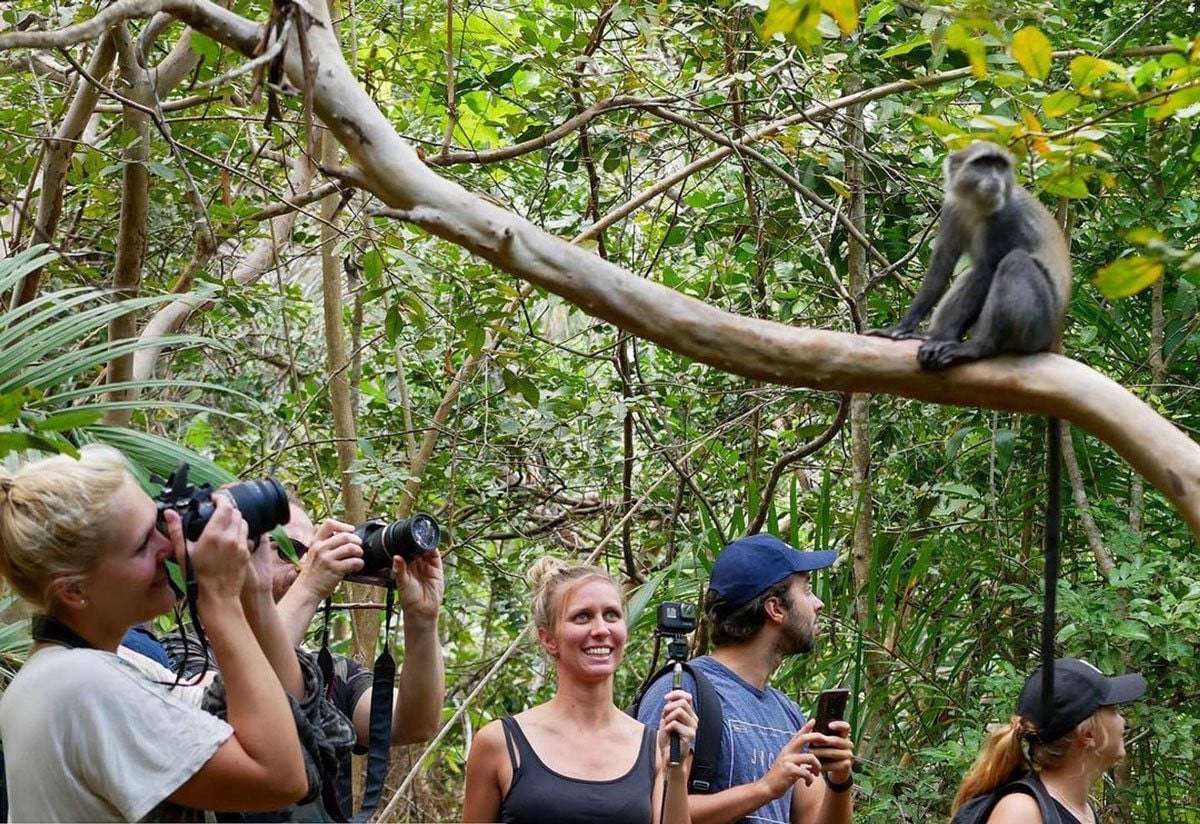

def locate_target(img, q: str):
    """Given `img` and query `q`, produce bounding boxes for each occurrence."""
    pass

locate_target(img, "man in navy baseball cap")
[710,533,838,609]
[636,534,855,824]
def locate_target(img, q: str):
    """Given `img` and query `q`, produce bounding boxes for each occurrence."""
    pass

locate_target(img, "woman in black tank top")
[462,559,697,824]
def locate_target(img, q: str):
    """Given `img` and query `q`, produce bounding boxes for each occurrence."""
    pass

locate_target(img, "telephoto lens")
[356,513,441,575]
[155,462,291,542]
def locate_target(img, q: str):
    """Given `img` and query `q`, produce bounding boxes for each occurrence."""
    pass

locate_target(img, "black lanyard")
[30,615,97,650]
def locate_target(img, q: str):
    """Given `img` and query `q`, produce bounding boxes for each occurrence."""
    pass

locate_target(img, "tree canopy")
[1,0,1198,820]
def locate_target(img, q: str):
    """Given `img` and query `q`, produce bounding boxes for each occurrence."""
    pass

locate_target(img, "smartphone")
[814,688,849,737]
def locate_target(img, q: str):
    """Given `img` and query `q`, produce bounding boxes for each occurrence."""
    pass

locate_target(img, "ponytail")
[950,715,1036,818]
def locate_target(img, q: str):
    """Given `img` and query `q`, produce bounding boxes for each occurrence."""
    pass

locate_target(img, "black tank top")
[497,716,657,824]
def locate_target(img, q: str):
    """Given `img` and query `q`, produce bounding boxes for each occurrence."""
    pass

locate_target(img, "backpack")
[951,773,1065,824]
[627,661,724,793]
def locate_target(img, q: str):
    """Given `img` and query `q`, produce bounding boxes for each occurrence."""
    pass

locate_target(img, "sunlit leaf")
[946,22,987,79]
[1094,256,1164,299]
[1151,86,1200,121]
[1043,90,1082,117]
[820,0,859,35]
[1069,55,1123,91]
[1012,27,1052,81]
[1125,227,1166,246]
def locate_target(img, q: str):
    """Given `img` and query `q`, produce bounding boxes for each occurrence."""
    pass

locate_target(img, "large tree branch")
[102,23,153,424]
[15,34,116,305]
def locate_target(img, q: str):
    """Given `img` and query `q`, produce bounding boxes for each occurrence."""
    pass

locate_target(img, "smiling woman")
[461,557,698,824]
[0,446,307,821]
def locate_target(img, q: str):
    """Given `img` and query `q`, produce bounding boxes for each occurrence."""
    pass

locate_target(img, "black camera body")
[354,513,441,576]
[154,462,290,543]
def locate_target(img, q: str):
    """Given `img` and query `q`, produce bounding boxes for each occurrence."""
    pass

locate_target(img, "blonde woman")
[0,447,307,821]
[951,658,1145,824]
[462,557,697,824]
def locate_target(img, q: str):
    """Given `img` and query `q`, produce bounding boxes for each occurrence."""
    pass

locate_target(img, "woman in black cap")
[950,658,1146,823]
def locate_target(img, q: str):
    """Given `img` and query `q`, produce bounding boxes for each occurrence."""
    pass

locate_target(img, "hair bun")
[526,555,569,594]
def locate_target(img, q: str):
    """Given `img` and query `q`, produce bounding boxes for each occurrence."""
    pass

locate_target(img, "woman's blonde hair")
[950,711,1110,817]
[0,446,130,610]
[526,556,621,635]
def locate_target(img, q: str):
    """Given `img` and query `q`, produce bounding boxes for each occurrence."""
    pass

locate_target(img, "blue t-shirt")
[636,655,807,824]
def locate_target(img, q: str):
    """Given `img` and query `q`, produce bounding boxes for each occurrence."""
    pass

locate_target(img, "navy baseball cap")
[1018,658,1146,743]
[709,534,837,608]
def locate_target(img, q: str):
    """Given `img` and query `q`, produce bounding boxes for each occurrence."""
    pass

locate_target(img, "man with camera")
[636,534,854,824]
[272,503,445,757]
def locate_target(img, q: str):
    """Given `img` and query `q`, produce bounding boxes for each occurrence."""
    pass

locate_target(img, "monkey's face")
[945,141,1014,215]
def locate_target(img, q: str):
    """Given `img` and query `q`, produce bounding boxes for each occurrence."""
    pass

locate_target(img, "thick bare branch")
[14,33,116,306]
[103,24,154,424]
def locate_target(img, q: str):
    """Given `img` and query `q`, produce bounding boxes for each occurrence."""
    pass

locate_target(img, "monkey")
[869,141,1072,371]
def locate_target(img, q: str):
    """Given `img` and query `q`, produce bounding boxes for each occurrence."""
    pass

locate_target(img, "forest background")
[0,0,1198,821]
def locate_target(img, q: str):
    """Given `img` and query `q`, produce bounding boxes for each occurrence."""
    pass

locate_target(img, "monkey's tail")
[1039,417,1063,723]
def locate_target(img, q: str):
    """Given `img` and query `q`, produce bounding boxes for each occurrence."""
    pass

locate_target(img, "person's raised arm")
[162,501,307,811]
[238,533,304,698]
[275,520,362,645]
[652,689,697,824]
[350,551,445,745]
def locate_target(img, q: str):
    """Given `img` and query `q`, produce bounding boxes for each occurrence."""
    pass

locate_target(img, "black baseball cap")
[1017,658,1146,743]
[709,534,837,608]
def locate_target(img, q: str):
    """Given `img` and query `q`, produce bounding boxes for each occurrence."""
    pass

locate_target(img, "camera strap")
[353,582,397,822]
[30,615,97,650]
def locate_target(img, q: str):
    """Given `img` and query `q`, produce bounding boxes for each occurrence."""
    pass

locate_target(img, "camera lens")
[406,514,440,555]
[224,478,291,541]
[355,513,442,575]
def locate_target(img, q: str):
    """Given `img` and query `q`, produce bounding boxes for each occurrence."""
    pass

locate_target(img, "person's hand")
[807,719,854,785]
[393,549,443,625]
[163,495,250,601]
[241,533,275,599]
[655,689,697,771]
[756,720,824,797]
[293,519,363,601]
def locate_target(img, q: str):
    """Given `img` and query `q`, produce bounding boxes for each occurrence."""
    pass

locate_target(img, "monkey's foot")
[866,327,926,341]
[917,339,982,370]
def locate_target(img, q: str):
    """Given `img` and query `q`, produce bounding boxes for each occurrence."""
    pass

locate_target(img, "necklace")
[1045,786,1095,824]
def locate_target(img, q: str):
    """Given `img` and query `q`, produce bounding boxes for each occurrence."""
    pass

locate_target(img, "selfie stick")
[668,662,683,766]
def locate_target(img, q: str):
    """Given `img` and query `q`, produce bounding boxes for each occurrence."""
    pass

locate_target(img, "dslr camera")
[285,513,442,580]
[354,514,441,576]
[154,462,290,542]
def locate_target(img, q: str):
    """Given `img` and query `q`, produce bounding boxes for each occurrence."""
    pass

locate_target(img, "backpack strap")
[1003,775,1064,824]
[628,661,724,794]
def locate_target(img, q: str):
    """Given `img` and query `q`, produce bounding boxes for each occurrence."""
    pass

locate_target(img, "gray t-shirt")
[0,646,232,822]
[636,655,807,824]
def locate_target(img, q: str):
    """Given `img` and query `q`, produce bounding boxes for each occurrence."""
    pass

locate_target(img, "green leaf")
[880,34,930,59]
[1093,256,1164,299]
[465,324,486,355]
[32,408,104,432]
[146,161,177,181]
[0,430,72,458]
[761,0,824,47]
[864,0,895,26]
[1042,90,1081,117]
[190,33,222,63]
[1125,227,1166,246]
[1012,27,1052,81]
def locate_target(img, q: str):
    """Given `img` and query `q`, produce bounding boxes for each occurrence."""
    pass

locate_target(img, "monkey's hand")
[866,325,926,341]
